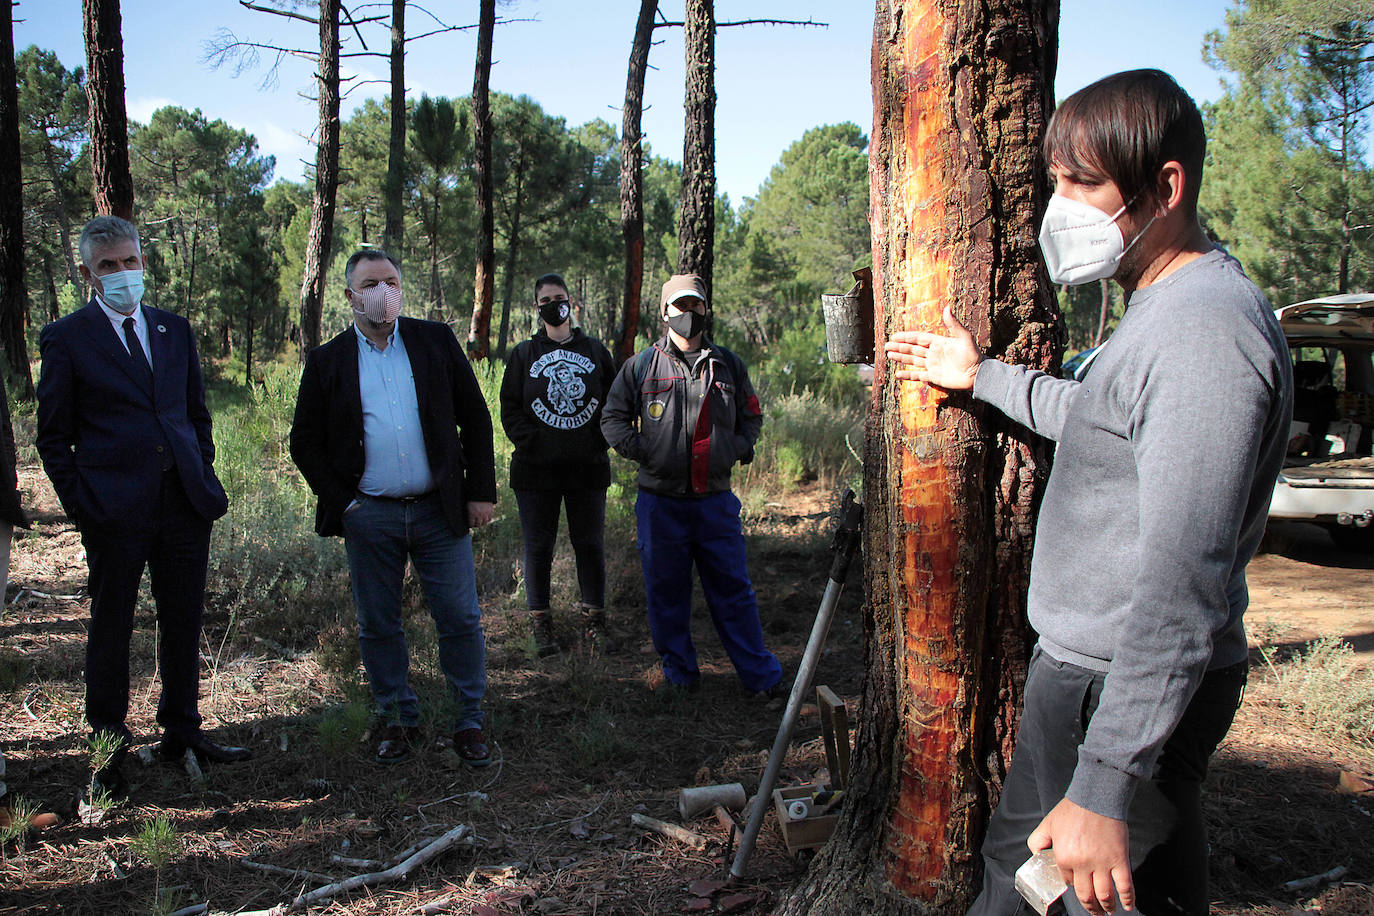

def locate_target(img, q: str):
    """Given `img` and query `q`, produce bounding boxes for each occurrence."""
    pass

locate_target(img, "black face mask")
[667,309,706,340]
[539,299,571,327]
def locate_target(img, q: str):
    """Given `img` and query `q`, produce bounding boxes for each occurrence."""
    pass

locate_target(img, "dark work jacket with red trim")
[600,335,762,497]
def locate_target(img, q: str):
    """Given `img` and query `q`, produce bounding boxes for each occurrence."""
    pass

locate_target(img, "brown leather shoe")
[376,724,420,764]
[453,727,492,767]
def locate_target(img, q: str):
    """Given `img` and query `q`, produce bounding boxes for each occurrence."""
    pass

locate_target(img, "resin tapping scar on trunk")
[881,0,963,896]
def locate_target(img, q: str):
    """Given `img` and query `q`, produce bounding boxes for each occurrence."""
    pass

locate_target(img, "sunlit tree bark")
[1,0,35,397]
[617,0,657,364]
[298,0,341,357]
[466,0,496,360]
[382,0,405,262]
[779,0,1059,911]
[83,0,133,220]
[677,0,715,301]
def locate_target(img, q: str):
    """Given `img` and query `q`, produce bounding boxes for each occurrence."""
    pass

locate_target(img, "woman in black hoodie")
[500,274,617,657]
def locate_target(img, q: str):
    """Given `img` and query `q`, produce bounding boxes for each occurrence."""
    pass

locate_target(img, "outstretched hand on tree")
[1028,797,1136,915]
[883,306,983,390]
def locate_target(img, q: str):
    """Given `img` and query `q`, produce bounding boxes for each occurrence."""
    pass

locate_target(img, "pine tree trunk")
[677,0,714,301]
[382,0,405,261]
[0,1,35,398]
[42,142,82,287]
[618,0,657,364]
[777,1,1058,911]
[298,0,341,358]
[496,203,523,360]
[466,0,496,360]
[82,0,134,221]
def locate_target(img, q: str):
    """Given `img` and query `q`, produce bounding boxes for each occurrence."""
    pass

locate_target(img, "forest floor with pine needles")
[0,471,1370,916]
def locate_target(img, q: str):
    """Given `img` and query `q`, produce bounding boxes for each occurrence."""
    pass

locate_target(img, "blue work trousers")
[635,489,781,692]
[342,493,486,731]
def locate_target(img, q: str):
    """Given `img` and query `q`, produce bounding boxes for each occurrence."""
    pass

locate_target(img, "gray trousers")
[969,648,1246,916]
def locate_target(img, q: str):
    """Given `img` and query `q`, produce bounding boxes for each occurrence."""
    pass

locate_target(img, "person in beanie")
[600,274,782,695]
[500,273,617,656]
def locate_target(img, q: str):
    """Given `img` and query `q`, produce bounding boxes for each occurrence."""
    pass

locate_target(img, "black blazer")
[35,300,228,530]
[289,317,497,538]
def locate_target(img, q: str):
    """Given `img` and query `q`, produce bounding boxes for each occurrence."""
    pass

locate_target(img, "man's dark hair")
[1044,69,1206,214]
[533,272,567,298]
[344,249,401,287]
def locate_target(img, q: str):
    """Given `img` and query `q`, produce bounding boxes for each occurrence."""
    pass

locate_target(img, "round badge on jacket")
[647,400,666,420]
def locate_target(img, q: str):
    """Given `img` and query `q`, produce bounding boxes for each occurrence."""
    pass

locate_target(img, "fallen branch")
[235,823,474,915]
[630,813,708,849]
[1282,864,1348,892]
[167,904,209,916]
[240,859,336,885]
[330,854,382,869]
[417,896,456,915]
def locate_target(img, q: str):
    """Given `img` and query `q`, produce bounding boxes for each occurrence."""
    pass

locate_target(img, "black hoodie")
[499,327,616,490]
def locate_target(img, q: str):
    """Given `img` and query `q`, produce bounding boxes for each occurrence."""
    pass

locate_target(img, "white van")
[1268,293,1374,551]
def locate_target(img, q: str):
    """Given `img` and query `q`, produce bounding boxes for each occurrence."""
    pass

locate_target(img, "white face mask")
[350,282,403,324]
[1038,194,1156,286]
[97,268,145,313]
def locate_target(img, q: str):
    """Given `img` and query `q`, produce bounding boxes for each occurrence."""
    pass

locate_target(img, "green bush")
[205,361,350,647]
[749,322,865,404]
[1264,636,1374,747]
[745,388,863,492]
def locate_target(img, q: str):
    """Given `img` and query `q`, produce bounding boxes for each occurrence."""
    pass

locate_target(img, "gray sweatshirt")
[972,249,1293,819]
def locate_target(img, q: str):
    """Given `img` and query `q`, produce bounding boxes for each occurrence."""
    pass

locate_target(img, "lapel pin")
[156,324,166,333]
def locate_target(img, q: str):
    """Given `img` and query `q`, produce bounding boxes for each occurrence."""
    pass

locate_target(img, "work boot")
[580,605,618,655]
[529,610,559,658]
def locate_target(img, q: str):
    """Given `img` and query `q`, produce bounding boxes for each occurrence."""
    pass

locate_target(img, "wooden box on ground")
[772,784,838,855]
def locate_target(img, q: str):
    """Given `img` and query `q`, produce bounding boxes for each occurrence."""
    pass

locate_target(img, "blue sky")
[13,1,1238,204]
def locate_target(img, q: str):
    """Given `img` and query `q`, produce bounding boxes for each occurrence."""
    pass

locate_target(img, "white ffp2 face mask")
[1038,195,1156,286]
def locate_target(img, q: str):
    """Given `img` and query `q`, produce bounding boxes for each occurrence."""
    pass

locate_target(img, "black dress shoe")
[158,735,253,765]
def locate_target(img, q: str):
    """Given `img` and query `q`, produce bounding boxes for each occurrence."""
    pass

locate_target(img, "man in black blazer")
[290,249,497,766]
[36,215,250,799]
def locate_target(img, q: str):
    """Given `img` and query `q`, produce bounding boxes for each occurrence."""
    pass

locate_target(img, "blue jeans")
[342,493,485,731]
[635,489,782,692]
[513,487,607,610]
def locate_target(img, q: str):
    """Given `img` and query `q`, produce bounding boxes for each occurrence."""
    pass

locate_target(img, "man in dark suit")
[289,249,497,767]
[36,215,250,799]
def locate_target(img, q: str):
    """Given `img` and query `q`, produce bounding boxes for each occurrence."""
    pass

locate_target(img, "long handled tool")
[730,489,863,879]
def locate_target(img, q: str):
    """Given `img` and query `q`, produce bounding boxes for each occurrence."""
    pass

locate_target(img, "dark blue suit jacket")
[36,299,228,529]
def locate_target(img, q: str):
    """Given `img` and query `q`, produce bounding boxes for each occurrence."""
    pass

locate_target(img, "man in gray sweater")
[887,71,1292,915]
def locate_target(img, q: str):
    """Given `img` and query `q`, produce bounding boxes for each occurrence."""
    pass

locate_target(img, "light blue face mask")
[98,268,145,313]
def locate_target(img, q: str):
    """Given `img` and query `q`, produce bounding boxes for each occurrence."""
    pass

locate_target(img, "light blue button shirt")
[355,323,436,497]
